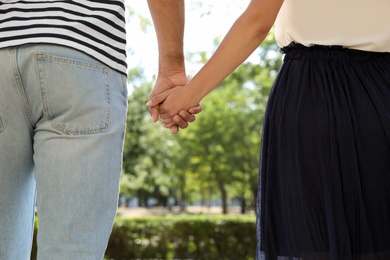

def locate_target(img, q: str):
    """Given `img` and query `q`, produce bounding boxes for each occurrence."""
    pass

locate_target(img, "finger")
[188,103,203,114]
[170,125,179,134]
[163,121,177,128]
[149,106,159,122]
[161,116,175,125]
[177,111,196,123]
[173,117,189,129]
[159,112,174,120]
[146,91,170,107]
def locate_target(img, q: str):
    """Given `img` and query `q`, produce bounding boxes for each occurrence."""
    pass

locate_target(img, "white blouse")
[275,0,390,53]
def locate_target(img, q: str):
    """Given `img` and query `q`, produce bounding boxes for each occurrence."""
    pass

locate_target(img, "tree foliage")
[122,3,283,213]
[173,31,281,213]
[122,71,179,207]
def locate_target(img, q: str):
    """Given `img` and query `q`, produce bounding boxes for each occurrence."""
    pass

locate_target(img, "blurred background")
[121,0,282,213]
[33,1,284,259]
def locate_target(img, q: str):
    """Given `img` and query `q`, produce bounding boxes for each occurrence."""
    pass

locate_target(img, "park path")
[116,206,251,218]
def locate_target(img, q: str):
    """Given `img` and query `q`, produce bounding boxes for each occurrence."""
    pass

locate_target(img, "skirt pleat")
[257,44,390,260]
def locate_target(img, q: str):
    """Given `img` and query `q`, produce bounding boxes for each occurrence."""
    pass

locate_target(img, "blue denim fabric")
[0,44,128,259]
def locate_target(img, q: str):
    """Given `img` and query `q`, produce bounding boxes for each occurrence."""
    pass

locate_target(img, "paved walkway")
[116,206,253,218]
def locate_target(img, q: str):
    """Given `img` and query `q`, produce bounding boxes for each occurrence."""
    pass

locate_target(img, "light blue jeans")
[0,44,128,259]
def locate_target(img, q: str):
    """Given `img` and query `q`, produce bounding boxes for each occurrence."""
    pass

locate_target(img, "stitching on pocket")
[37,53,107,71]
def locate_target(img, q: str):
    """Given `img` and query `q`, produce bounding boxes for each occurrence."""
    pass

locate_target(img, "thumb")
[146,91,170,107]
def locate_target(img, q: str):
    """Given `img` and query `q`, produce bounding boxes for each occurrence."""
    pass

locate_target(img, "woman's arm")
[148,0,284,120]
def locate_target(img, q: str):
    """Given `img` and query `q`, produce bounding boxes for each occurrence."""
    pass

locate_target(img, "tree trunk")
[137,190,143,207]
[179,174,186,212]
[240,196,246,214]
[218,181,228,214]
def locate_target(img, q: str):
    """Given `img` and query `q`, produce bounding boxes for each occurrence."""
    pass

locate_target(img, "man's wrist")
[158,53,185,74]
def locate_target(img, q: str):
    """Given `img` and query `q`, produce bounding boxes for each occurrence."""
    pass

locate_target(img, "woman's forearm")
[187,0,284,101]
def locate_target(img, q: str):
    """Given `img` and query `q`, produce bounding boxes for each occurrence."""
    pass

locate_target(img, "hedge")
[31,215,256,259]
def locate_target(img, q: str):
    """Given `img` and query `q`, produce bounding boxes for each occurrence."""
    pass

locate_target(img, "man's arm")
[147,0,284,120]
[147,0,201,134]
[147,0,185,80]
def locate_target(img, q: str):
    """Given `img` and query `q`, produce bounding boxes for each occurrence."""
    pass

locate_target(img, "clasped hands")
[147,72,202,134]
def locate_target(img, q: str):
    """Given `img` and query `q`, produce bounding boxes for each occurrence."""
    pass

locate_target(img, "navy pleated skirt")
[257,44,390,260]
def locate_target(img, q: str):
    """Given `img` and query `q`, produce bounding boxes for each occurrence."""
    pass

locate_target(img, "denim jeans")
[0,44,128,259]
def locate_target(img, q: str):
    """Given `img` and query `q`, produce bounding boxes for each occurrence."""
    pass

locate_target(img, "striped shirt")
[0,0,127,74]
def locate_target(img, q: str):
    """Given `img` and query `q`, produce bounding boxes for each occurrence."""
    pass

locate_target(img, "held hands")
[148,72,202,134]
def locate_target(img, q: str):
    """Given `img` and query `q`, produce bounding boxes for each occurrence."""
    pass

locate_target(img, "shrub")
[106,215,256,260]
[31,215,256,260]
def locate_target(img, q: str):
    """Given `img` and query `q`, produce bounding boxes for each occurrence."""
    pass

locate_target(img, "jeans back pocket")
[36,52,111,135]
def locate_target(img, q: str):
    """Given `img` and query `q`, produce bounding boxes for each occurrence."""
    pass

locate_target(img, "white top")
[0,0,127,74]
[275,0,390,53]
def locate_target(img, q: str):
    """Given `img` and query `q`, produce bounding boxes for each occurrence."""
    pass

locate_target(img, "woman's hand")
[148,72,202,134]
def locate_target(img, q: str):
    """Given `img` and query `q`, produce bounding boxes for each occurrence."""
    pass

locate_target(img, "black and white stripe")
[0,0,127,74]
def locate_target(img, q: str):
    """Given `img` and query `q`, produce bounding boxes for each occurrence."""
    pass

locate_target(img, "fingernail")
[146,101,151,106]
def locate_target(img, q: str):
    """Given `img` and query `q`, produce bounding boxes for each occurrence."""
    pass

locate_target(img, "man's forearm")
[147,0,185,75]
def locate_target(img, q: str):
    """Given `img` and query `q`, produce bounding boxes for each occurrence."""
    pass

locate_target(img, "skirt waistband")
[281,43,390,62]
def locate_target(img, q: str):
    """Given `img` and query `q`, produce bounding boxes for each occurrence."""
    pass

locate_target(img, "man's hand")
[147,0,202,134]
[147,80,203,135]
[148,71,202,134]
[148,71,187,122]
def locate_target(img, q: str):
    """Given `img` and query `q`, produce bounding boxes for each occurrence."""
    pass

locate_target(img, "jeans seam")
[0,116,3,133]
[121,73,128,100]
[36,53,52,121]
[28,192,36,260]
[12,48,35,128]
[105,69,112,131]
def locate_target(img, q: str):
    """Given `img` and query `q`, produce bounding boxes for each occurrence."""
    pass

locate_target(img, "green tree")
[122,3,282,213]
[122,72,181,207]
[173,31,282,214]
